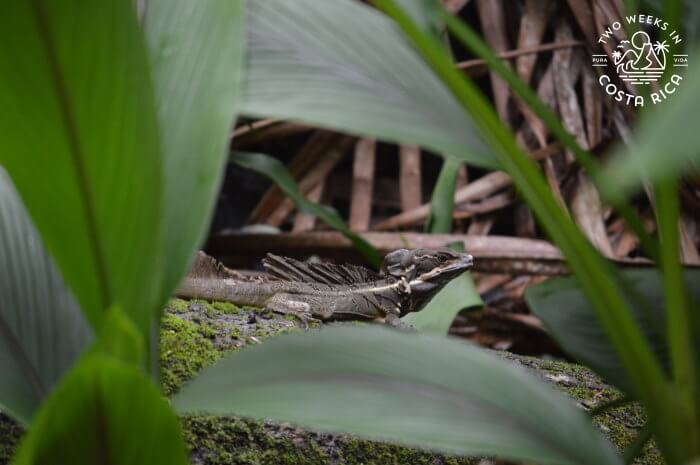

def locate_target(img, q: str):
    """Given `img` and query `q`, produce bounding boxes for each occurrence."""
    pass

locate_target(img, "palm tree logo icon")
[613,31,669,84]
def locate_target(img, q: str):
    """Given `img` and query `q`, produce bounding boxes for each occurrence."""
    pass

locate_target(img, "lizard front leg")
[384,313,415,331]
[264,294,331,327]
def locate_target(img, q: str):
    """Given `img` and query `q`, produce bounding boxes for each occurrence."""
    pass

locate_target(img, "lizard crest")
[263,248,474,316]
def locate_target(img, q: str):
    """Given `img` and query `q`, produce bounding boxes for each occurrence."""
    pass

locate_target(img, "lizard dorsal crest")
[263,253,379,285]
[188,251,242,280]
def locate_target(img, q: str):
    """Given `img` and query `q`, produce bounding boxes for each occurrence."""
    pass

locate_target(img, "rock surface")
[0,298,662,465]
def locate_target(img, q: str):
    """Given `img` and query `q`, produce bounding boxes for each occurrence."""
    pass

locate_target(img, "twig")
[456,40,585,71]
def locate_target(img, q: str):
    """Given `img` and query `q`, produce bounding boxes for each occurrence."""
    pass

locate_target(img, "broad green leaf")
[231,152,382,268]
[526,269,700,394]
[606,46,700,196]
[12,355,188,465]
[242,0,497,169]
[174,326,621,465]
[0,169,93,426]
[144,0,246,301]
[0,0,162,335]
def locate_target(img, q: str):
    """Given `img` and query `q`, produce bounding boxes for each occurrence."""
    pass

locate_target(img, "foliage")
[0,168,92,425]
[0,0,697,464]
[174,325,620,465]
[241,0,496,169]
[526,269,700,394]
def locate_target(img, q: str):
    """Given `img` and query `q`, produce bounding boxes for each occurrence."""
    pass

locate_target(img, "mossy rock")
[162,299,661,465]
[0,298,662,465]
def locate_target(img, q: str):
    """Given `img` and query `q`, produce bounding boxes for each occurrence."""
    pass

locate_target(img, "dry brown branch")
[399,145,423,212]
[553,20,589,151]
[582,68,604,149]
[292,182,324,233]
[516,0,553,84]
[466,216,495,235]
[570,172,615,257]
[442,0,471,14]
[374,171,511,230]
[373,143,562,230]
[247,131,340,224]
[208,232,665,276]
[452,191,515,220]
[679,216,700,265]
[475,274,511,294]
[565,0,597,43]
[349,139,376,232]
[476,0,511,121]
[456,41,585,71]
[265,136,354,226]
[232,122,312,149]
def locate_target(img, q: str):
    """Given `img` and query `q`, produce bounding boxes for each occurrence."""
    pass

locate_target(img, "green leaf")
[88,306,144,368]
[526,268,700,394]
[231,152,382,268]
[426,159,459,234]
[0,0,163,335]
[374,0,673,451]
[0,168,93,426]
[403,272,481,334]
[605,46,700,196]
[174,326,621,465]
[144,0,246,301]
[394,0,444,39]
[242,0,497,169]
[12,355,188,465]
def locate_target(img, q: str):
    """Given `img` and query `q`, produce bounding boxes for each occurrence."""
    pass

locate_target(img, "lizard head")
[380,248,474,314]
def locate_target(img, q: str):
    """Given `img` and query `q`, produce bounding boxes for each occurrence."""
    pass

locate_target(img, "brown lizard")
[176,248,473,328]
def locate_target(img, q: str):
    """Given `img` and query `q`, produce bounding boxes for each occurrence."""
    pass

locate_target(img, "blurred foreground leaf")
[174,326,620,465]
[12,355,187,465]
[242,0,496,169]
[0,0,162,335]
[0,168,92,425]
[144,0,245,301]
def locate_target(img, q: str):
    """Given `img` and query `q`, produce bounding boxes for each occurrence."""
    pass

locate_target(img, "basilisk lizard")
[176,248,473,328]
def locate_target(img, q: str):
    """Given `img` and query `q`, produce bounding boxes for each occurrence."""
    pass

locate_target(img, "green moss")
[168,298,191,313]
[181,416,475,465]
[160,314,222,396]
[337,437,476,465]
[211,301,240,314]
[505,355,663,465]
[159,303,664,465]
[182,417,330,465]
